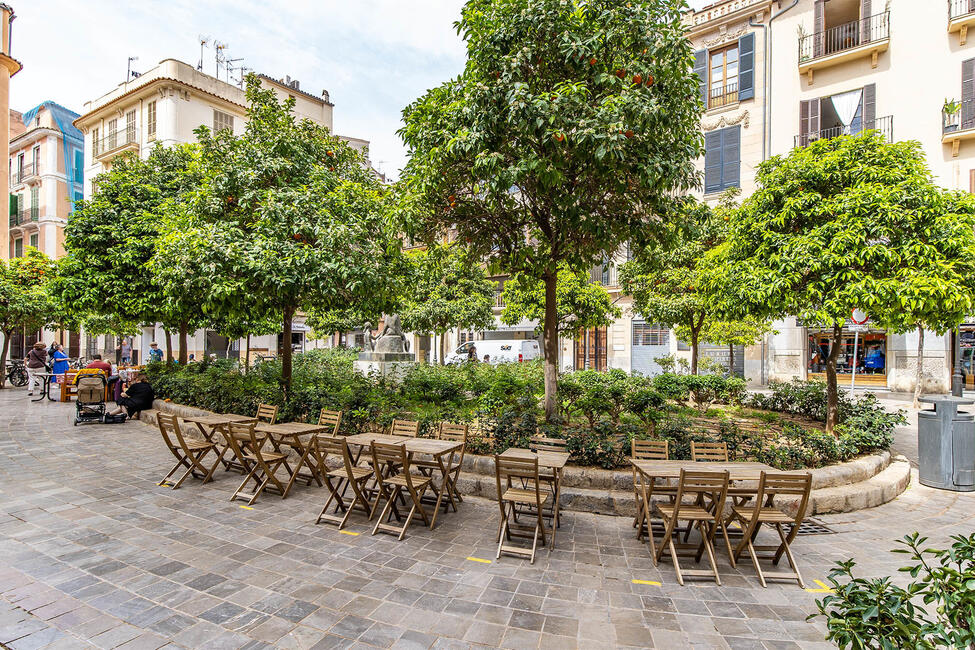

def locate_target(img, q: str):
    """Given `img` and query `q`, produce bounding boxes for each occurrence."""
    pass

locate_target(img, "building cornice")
[686,0,773,39]
[10,125,78,150]
[0,51,21,76]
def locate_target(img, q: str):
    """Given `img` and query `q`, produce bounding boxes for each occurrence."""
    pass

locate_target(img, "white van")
[445,339,541,365]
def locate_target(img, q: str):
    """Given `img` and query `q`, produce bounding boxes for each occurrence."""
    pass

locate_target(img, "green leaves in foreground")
[810,532,975,649]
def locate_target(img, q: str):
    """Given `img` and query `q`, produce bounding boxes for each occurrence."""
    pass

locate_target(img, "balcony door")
[575,327,607,371]
[799,84,875,145]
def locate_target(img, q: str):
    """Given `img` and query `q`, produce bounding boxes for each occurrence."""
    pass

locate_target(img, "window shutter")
[8,193,16,215]
[862,83,876,132]
[799,98,820,145]
[722,126,741,189]
[693,49,708,108]
[738,33,755,101]
[860,0,872,42]
[969,169,975,193]
[964,59,975,130]
[704,130,723,193]
[813,0,825,58]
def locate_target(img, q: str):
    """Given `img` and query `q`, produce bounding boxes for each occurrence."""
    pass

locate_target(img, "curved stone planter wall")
[143,400,910,517]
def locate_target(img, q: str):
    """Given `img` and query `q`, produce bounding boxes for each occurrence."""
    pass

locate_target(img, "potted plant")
[944,98,961,133]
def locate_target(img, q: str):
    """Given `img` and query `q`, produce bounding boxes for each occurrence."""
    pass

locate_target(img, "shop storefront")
[959,326,975,389]
[807,327,888,388]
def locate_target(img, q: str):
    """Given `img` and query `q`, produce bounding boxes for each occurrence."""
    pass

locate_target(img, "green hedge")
[143,351,899,470]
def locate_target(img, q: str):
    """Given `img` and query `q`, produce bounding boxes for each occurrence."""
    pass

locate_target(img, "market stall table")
[344,432,465,528]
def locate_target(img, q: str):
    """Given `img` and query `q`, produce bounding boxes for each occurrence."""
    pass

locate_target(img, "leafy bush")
[810,532,975,649]
[650,372,746,410]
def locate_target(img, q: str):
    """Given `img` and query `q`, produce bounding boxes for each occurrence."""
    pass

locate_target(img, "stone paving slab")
[0,390,972,649]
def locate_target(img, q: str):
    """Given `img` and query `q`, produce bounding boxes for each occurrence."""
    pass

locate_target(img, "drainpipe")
[748,14,768,161]
[766,0,800,157]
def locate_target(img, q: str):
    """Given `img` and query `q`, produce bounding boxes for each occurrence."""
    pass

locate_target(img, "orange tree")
[0,249,57,387]
[399,0,701,419]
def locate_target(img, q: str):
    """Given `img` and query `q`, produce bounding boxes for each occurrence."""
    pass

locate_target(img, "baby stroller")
[74,372,108,425]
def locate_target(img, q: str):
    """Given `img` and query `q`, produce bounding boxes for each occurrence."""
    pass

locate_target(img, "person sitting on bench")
[106,373,155,420]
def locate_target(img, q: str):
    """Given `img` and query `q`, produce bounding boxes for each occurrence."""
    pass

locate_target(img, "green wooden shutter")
[738,33,755,101]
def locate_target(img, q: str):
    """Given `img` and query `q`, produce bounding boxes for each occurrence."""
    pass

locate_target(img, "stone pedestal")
[354,351,416,379]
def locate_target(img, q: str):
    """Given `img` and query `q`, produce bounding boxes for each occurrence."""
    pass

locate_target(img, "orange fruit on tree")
[632,74,643,85]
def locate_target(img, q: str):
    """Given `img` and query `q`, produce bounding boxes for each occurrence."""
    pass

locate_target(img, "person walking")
[50,343,69,382]
[24,342,47,396]
[467,344,478,363]
[148,342,163,363]
[120,338,132,365]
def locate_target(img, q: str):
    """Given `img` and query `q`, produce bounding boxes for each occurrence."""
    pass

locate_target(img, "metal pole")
[953,328,964,397]
[850,329,859,390]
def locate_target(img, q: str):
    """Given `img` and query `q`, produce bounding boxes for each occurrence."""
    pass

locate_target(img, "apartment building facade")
[74,58,369,363]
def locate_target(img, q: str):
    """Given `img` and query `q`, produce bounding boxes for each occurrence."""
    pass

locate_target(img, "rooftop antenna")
[236,65,251,87]
[214,40,227,78]
[126,56,139,83]
[197,35,210,71]
[226,57,244,83]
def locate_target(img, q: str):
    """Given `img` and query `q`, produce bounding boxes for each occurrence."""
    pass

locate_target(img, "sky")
[11,0,710,180]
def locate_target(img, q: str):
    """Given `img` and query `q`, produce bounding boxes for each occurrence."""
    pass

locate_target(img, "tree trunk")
[225,339,232,359]
[728,342,735,377]
[164,329,173,362]
[245,334,251,371]
[0,331,10,388]
[542,270,559,422]
[282,306,294,399]
[824,324,843,435]
[439,332,446,365]
[177,321,188,365]
[913,326,925,409]
[690,328,700,375]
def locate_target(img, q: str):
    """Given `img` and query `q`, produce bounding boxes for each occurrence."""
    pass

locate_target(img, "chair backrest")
[632,439,668,460]
[530,436,567,453]
[227,420,260,460]
[438,422,468,442]
[318,409,342,435]
[371,440,412,484]
[316,434,356,477]
[691,441,729,462]
[157,412,181,452]
[390,419,419,438]
[674,469,730,519]
[494,454,542,502]
[256,403,278,425]
[756,471,813,524]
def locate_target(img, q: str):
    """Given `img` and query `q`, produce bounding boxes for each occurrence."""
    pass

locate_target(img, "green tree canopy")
[178,75,400,395]
[0,248,57,387]
[501,263,620,342]
[55,144,205,362]
[399,0,702,418]
[711,132,975,432]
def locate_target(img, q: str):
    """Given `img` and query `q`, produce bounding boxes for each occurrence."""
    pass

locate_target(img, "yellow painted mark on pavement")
[339,531,359,536]
[157,482,173,487]
[631,579,661,586]
[805,579,834,594]
[238,505,254,510]
[466,557,492,564]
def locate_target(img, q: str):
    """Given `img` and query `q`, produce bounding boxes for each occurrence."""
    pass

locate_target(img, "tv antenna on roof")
[197,35,210,71]
[213,40,227,78]
[126,56,139,82]
[236,65,251,87]
[225,57,244,83]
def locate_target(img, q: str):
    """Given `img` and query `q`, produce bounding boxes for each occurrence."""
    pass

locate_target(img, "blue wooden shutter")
[74,150,83,183]
[693,49,708,108]
[722,126,741,189]
[704,130,723,193]
[738,33,755,101]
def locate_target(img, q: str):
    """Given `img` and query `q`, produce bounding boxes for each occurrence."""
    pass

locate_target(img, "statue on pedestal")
[355,314,416,378]
[362,314,410,354]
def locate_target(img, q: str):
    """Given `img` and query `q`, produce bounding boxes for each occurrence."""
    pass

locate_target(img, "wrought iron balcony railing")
[708,81,739,109]
[9,206,39,226]
[949,0,975,20]
[93,128,138,157]
[798,11,890,62]
[943,98,975,133]
[10,162,37,185]
[794,115,893,148]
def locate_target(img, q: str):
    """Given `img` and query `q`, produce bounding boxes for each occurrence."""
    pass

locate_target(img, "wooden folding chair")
[371,441,432,540]
[437,422,467,506]
[495,455,548,564]
[157,413,221,489]
[390,419,420,438]
[653,469,730,586]
[256,403,279,425]
[730,472,812,588]
[318,409,343,436]
[691,441,729,462]
[631,439,673,539]
[230,421,293,505]
[529,436,566,525]
[313,435,375,529]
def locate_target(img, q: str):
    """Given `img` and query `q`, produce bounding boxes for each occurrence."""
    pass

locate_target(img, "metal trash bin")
[918,396,975,492]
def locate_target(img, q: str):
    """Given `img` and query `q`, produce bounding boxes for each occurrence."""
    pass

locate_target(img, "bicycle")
[5,360,28,387]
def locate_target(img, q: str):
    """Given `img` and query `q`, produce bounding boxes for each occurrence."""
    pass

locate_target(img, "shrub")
[810,532,975,649]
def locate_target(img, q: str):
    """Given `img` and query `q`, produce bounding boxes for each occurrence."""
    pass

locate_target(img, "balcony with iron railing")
[708,81,739,110]
[93,127,139,161]
[794,115,893,148]
[9,206,39,227]
[10,162,38,186]
[949,0,975,44]
[590,263,618,288]
[798,12,890,84]
[942,98,975,156]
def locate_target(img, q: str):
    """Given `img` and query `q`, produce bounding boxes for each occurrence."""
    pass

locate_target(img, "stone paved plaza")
[0,390,972,649]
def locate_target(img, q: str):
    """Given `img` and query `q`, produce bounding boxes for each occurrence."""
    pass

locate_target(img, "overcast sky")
[11,0,710,179]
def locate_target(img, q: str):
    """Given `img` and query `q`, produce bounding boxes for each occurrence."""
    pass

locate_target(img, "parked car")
[445,339,541,365]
